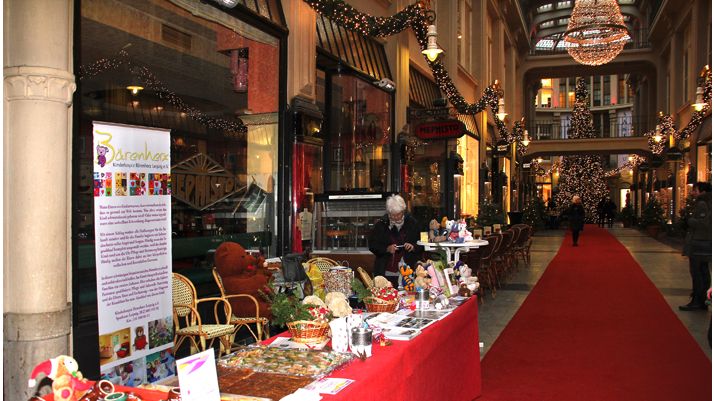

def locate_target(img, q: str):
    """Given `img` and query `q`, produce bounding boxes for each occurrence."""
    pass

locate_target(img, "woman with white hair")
[564,195,586,246]
[368,194,421,287]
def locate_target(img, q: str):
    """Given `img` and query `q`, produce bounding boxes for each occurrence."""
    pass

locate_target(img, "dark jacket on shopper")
[564,203,586,231]
[685,192,712,257]
[368,213,421,277]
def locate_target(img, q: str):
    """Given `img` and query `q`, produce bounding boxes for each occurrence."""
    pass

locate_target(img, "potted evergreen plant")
[476,199,505,228]
[618,204,635,228]
[638,197,666,237]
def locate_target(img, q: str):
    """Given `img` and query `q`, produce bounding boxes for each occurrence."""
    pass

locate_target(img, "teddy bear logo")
[96,145,109,167]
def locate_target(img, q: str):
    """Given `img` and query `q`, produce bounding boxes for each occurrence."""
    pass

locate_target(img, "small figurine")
[398,259,415,292]
[457,261,479,293]
[428,219,447,243]
[413,263,432,290]
[457,219,474,242]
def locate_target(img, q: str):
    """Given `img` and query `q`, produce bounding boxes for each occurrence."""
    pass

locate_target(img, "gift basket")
[286,320,330,344]
[364,286,400,313]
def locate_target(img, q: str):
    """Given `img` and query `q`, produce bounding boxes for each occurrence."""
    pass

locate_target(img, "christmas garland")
[79,50,248,134]
[303,0,512,140]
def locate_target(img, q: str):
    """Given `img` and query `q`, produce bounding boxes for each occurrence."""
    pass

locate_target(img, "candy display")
[218,346,355,378]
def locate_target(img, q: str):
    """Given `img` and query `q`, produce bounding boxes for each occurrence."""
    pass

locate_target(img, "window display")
[328,74,393,193]
[76,0,281,321]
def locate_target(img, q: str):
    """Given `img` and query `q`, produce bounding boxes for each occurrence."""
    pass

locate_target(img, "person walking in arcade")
[564,195,586,246]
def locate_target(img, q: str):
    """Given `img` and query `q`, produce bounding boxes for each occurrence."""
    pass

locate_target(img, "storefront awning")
[409,66,479,140]
[456,114,481,140]
[316,15,392,82]
[409,66,441,108]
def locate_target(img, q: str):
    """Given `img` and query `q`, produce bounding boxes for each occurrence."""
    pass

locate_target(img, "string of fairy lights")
[79,49,249,135]
[302,0,513,140]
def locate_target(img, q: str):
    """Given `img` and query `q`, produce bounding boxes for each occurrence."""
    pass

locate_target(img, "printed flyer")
[93,122,175,387]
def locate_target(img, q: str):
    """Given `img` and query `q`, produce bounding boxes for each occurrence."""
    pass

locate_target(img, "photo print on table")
[133,324,148,352]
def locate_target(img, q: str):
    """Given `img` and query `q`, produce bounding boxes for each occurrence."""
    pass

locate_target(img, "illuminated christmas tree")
[555,78,609,222]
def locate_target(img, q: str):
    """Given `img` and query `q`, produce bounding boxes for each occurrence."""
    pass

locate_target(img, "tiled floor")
[477,226,712,360]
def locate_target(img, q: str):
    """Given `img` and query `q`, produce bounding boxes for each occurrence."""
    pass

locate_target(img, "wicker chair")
[172,272,235,357]
[306,257,341,273]
[212,267,270,343]
[511,224,532,266]
[480,234,501,299]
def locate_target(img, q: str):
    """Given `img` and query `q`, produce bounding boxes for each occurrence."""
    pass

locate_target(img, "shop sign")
[172,153,240,210]
[493,139,510,156]
[415,119,466,140]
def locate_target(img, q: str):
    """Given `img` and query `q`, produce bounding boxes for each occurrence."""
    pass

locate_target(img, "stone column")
[3,1,76,400]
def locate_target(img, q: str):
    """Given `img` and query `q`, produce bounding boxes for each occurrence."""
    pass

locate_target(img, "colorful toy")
[457,219,474,242]
[456,261,479,293]
[398,260,415,292]
[28,355,92,401]
[413,262,432,290]
[428,219,447,243]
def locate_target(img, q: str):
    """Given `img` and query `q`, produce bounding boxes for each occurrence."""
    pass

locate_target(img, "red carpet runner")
[479,225,712,401]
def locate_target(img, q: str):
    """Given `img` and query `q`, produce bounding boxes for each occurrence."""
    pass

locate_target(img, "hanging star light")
[563,0,630,66]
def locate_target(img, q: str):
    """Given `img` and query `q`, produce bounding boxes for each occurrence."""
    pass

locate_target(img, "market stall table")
[417,240,489,264]
[40,297,481,401]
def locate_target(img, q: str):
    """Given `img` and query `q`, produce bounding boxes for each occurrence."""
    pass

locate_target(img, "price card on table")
[176,349,221,401]
[304,377,355,395]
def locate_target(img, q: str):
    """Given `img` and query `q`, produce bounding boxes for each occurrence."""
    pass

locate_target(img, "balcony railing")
[525,117,655,140]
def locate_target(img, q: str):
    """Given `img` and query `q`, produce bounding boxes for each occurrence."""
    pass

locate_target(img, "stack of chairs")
[463,224,534,302]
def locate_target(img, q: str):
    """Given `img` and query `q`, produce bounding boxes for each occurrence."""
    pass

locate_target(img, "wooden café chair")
[212,267,270,343]
[172,272,235,357]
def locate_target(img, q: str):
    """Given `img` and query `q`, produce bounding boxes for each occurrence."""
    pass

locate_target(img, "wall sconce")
[653,125,662,143]
[521,129,530,147]
[421,10,443,62]
[693,65,710,112]
[230,48,249,93]
[692,86,706,112]
[496,97,508,121]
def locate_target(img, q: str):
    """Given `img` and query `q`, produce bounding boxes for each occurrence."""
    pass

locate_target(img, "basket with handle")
[286,320,330,343]
[363,296,399,313]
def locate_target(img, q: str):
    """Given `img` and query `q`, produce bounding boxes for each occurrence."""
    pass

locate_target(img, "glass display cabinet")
[312,192,391,252]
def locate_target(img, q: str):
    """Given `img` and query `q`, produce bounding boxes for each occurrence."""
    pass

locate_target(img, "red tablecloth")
[318,296,481,401]
[43,297,481,401]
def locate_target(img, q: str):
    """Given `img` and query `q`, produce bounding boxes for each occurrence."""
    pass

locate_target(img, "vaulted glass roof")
[521,0,645,52]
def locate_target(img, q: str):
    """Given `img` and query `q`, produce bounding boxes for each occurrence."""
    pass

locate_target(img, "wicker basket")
[363,297,399,313]
[286,320,330,344]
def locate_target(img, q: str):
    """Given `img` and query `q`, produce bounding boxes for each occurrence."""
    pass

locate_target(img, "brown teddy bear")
[215,242,271,319]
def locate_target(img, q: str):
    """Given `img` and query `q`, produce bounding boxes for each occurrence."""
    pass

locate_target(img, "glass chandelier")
[563,0,630,66]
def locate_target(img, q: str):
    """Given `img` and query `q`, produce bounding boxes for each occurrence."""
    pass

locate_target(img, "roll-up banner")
[93,122,175,386]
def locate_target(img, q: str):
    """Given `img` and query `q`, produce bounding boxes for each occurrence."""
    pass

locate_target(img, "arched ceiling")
[520,0,645,52]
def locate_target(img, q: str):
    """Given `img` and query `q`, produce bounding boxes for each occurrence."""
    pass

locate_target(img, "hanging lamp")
[563,0,630,66]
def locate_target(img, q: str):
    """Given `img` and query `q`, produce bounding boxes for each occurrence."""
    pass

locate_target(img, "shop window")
[76,0,281,320]
[327,73,392,192]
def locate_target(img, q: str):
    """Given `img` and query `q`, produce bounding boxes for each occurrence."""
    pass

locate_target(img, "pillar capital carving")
[4,66,76,105]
